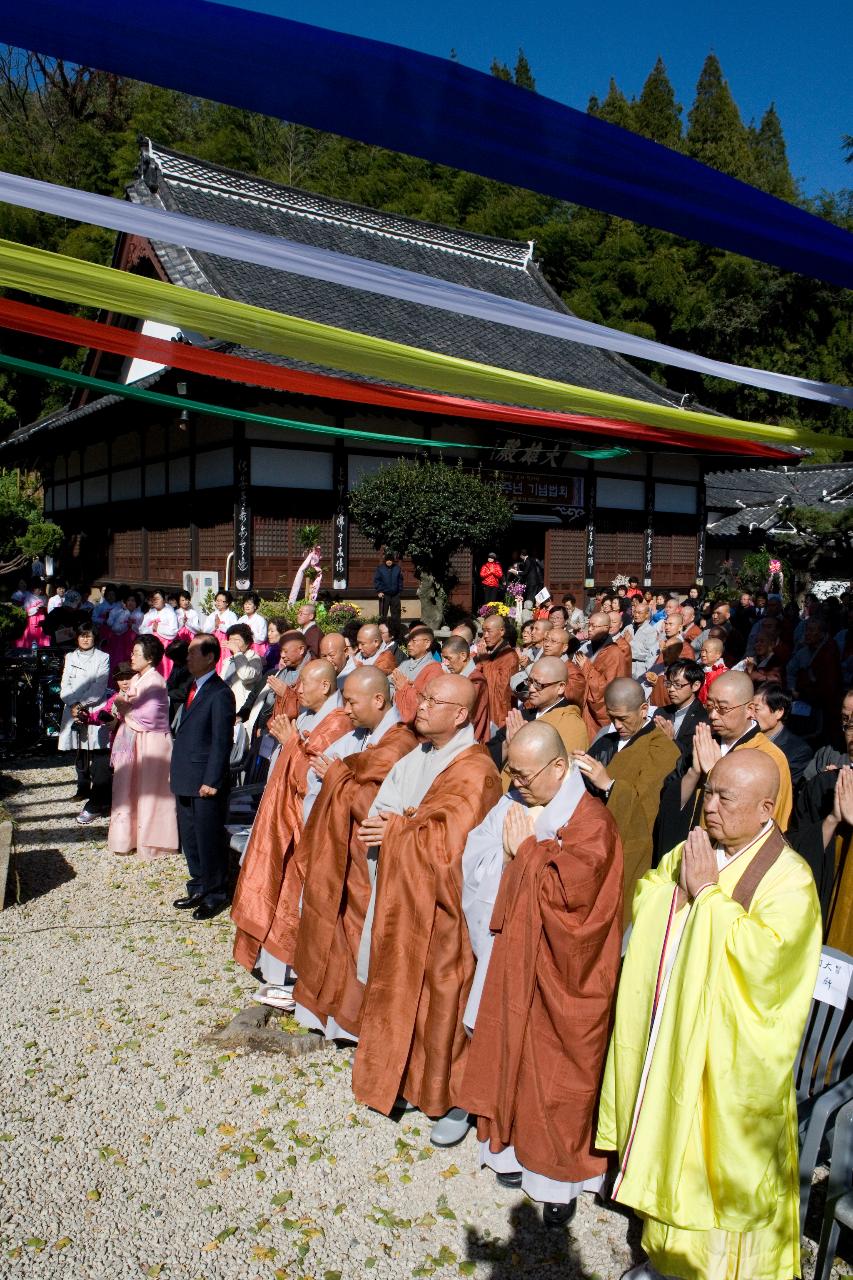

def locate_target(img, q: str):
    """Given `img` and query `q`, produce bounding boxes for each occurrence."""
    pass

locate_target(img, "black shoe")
[72,788,90,801]
[495,1171,523,1189]
[173,894,204,910]
[543,1200,577,1230]
[192,900,228,920]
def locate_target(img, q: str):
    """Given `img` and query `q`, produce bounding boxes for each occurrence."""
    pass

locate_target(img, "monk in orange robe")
[458,722,623,1229]
[289,669,418,1038]
[574,611,632,734]
[263,630,309,719]
[351,674,501,1145]
[441,635,491,742]
[356,623,397,676]
[230,659,351,977]
[390,624,443,724]
[475,613,520,733]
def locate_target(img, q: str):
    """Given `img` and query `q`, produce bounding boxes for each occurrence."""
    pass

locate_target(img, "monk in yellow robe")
[597,750,822,1280]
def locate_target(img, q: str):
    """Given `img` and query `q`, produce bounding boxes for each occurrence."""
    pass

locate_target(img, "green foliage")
[0,469,63,574]
[771,505,853,574]
[348,458,514,625]
[0,600,25,641]
[0,49,846,449]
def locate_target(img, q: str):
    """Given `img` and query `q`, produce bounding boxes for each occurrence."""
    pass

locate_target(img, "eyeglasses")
[664,679,691,689]
[705,699,751,715]
[527,677,561,693]
[841,716,853,729]
[506,757,560,787]
[416,692,465,711]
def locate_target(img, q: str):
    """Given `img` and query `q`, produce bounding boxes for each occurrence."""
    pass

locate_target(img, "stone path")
[0,753,843,1278]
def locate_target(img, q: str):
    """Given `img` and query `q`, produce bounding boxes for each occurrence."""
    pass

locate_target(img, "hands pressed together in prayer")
[504,707,525,744]
[266,673,288,698]
[692,722,722,777]
[677,826,719,906]
[654,714,676,740]
[834,768,853,825]
[502,802,535,864]
[572,651,588,670]
[356,812,391,849]
[269,714,298,746]
[309,751,332,780]
[389,668,409,691]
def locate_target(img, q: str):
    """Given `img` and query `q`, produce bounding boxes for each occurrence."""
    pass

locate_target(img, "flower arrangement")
[766,558,784,597]
[611,573,631,592]
[327,601,362,628]
[506,582,526,600]
[477,601,510,618]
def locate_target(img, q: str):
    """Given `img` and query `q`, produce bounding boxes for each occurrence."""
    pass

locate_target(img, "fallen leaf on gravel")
[53,1238,72,1250]
[25,1238,46,1250]
[323,1271,342,1279]
[217,1122,236,1135]
[86,1189,101,1201]
[144,1267,163,1278]
[458,1264,476,1276]
[439,1165,460,1180]
[271,1191,293,1206]
[215,1226,237,1242]
[251,1245,277,1260]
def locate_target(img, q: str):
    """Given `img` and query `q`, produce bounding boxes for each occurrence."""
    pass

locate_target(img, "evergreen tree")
[490,58,512,82]
[634,57,682,150]
[686,53,753,181]
[513,49,536,91]
[589,78,636,131]
[749,104,797,201]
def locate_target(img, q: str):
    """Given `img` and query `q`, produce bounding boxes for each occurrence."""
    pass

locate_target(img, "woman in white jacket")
[59,622,112,817]
[223,622,264,718]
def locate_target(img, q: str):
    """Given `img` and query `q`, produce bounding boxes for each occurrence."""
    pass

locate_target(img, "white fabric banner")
[1,169,850,409]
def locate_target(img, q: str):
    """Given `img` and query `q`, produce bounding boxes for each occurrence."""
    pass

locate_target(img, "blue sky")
[212,0,851,197]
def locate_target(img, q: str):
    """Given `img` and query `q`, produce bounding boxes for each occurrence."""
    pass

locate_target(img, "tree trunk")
[417,572,448,630]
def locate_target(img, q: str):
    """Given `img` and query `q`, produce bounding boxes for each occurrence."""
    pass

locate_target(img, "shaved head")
[431,672,477,714]
[343,664,390,700]
[704,750,779,849]
[710,671,754,704]
[298,658,337,712]
[531,656,569,686]
[541,627,570,657]
[511,720,568,765]
[605,677,646,711]
[319,631,348,673]
[442,635,470,657]
[507,721,569,805]
[357,623,383,657]
[589,612,609,629]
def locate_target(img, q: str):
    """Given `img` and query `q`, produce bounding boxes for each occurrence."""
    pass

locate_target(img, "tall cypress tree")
[686,53,753,181]
[589,78,636,131]
[513,49,536,91]
[749,104,798,200]
[634,57,682,150]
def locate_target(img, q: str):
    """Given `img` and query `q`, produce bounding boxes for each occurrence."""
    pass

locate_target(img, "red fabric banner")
[0,297,786,459]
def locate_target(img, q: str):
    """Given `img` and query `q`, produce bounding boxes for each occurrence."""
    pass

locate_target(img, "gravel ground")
[0,753,845,1280]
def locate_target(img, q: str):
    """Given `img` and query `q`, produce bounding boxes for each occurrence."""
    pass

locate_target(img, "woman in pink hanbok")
[175,589,203,645]
[12,578,49,648]
[107,634,179,860]
[104,590,142,674]
[240,593,269,658]
[203,590,237,675]
[138,590,179,680]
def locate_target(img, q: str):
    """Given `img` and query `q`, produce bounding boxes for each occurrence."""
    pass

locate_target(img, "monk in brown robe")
[230,659,351,978]
[263,630,309,719]
[458,722,623,1229]
[351,674,501,1144]
[441,635,490,742]
[574,612,632,735]
[319,631,358,691]
[390,624,443,724]
[356,623,397,676]
[646,613,696,708]
[475,614,520,733]
[575,677,681,923]
[498,657,588,791]
[267,668,420,1038]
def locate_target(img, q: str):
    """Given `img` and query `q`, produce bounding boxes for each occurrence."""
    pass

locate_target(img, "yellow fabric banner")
[0,237,845,450]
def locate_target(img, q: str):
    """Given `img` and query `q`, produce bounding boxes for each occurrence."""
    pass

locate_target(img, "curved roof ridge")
[142,139,534,269]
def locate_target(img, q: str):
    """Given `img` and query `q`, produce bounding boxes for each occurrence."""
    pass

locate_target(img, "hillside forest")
[0,45,849,443]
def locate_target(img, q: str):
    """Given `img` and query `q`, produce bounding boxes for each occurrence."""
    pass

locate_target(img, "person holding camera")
[59,622,111,821]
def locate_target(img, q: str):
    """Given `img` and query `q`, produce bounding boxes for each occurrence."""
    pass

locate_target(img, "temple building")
[4,139,785,609]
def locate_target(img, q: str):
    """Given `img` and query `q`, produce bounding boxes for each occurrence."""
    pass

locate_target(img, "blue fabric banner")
[1,0,851,288]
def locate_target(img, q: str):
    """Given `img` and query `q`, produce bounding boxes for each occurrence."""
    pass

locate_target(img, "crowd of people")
[12,567,853,1279]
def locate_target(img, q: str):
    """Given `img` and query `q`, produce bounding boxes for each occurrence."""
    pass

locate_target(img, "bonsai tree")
[348,457,515,628]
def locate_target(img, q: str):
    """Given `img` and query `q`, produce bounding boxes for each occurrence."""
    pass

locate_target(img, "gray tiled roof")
[707,462,853,537]
[124,139,684,408]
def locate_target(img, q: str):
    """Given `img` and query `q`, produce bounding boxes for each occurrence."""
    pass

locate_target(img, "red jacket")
[479,561,504,588]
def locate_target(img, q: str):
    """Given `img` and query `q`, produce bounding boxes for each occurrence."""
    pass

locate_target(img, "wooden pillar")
[233,423,252,592]
[696,468,706,586]
[584,462,596,592]
[643,456,654,588]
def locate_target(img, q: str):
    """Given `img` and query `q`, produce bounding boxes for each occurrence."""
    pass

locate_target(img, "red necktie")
[185,680,198,710]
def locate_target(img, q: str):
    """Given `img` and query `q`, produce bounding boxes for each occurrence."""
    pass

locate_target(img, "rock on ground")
[0,753,843,1279]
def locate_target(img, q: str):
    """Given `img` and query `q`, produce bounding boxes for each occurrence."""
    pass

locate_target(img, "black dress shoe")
[495,1170,523,1189]
[173,894,204,910]
[192,900,228,920]
[72,788,90,801]
[543,1200,577,1230]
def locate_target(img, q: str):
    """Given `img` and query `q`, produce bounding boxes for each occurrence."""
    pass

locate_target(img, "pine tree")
[513,49,536,91]
[490,58,512,82]
[686,53,753,181]
[749,104,797,200]
[589,78,636,131]
[634,56,682,150]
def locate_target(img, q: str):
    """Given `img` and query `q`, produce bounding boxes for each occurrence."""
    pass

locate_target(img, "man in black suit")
[751,682,813,786]
[652,658,708,757]
[653,658,709,863]
[170,634,236,920]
